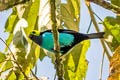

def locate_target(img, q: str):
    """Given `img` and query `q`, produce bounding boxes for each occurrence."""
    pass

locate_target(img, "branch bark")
[0,0,30,11]
[50,0,63,80]
[87,0,120,15]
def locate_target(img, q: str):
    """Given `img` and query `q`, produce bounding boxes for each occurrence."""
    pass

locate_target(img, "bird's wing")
[40,29,79,35]
[58,29,78,34]
[42,29,78,33]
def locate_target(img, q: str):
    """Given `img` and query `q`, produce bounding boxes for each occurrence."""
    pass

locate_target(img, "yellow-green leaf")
[104,16,120,51]
[108,46,120,80]
[0,52,13,76]
[24,0,40,36]
[64,40,90,80]
[4,8,18,52]
[39,48,46,61]
[61,0,80,31]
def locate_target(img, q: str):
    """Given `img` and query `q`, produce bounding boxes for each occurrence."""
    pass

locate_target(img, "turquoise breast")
[41,32,74,52]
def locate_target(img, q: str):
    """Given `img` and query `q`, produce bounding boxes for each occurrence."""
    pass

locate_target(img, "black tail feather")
[87,32,105,39]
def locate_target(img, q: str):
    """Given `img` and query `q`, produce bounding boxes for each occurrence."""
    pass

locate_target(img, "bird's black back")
[40,29,88,54]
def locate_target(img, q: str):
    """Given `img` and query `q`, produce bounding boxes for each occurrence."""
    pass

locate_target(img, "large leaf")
[104,16,120,51]
[108,46,120,80]
[4,8,18,52]
[61,0,80,31]
[10,18,29,79]
[7,0,40,78]
[64,40,90,80]
[23,0,40,36]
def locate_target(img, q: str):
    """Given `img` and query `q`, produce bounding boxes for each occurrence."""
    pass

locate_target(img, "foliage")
[0,0,120,80]
[104,16,120,51]
[108,46,120,80]
[64,40,89,80]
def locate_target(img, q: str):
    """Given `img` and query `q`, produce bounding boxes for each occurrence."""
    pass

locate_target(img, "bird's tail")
[87,32,105,39]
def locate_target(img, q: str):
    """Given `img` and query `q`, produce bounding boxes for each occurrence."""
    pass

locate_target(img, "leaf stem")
[50,0,63,80]
[0,37,28,80]
[99,50,105,80]
[85,1,111,61]
[30,69,39,80]
[87,19,92,33]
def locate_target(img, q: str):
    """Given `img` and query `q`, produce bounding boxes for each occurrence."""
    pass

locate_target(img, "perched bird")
[29,29,105,54]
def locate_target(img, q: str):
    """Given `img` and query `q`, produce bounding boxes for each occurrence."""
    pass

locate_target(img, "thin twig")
[54,72,57,80]
[87,19,92,33]
[30,69,39,80]
[50,0,63,80]
[0,37,28,80]
[99,50,105,80]
[85,1,111,61]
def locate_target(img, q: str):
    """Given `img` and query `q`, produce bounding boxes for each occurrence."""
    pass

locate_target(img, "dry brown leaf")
[108,46,120,80]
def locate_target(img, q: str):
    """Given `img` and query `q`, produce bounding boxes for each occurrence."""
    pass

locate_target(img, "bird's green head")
[29,30,40,36]
[29,30,42,45]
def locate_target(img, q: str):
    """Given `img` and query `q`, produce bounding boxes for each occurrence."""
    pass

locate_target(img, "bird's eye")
[32,31,36,34]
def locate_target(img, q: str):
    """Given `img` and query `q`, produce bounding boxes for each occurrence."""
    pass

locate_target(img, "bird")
[29,29,105,55]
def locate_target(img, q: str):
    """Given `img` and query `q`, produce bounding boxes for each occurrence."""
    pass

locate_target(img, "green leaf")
[4,8,18,52]
[27,43,40,67]
[61,0,80,31]
[104,16,120,51]
[6,0,41,77]
[14,72,24,80]
[39,48,46,61]
[0,52,6,61]
[4,8,18,32]
[23,0,40,36]
[6,71,16,80]
[64,40,90,80]
[0,52,13,75]
[10,19,30,77]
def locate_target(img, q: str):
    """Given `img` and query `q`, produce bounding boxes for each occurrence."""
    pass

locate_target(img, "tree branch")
[0,0,30,11]
[87,0,120,15]
[50,0,63,80]
[85,1,112,61]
